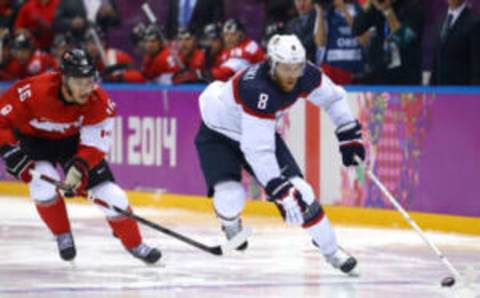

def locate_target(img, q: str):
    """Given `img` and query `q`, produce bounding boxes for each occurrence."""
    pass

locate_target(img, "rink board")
[0,84,479,231]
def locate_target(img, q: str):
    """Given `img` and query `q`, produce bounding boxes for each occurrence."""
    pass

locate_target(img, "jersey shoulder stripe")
[232,71,275,119]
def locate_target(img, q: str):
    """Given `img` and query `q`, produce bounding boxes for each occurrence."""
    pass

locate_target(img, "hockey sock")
[35,196,71,236]
[213,181,245,227]
[304,216,338,256]
[215,209,241,227]
[107,212,142,249]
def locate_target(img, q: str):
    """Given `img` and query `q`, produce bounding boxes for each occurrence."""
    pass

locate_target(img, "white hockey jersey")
[199,61,354,186]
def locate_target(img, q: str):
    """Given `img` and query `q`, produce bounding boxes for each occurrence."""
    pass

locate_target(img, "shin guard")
[35,196,71,236]
[107,213,142,249]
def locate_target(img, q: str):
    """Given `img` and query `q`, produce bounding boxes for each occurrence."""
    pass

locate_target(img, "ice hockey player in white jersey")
[195,34,365,274]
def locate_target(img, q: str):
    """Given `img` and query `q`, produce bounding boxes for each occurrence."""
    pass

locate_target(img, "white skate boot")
[221,219,248,251]
[324,247,358,276]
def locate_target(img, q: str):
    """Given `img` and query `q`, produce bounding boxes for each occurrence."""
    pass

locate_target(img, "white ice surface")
[0,196,478,298]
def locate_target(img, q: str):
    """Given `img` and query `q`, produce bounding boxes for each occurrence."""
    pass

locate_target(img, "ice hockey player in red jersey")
[196,35,365,275]
[180,20,266,83]
[207,19,265,81]
[0,49,161,264]
[0,29,16,81]
[201,23,224,71]
[8,31,57,79]
[141,24,180,84]
[83,28,145,83]
[171,27,206,84]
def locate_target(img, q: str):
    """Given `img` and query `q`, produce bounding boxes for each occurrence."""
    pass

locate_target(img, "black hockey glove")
[335,120,366,167]
[265,177,304,225]
[61,158,89,198]
[0,144,34,183]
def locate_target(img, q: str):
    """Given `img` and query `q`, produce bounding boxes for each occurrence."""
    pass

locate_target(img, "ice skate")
[222,219,248,251]
[128,243,162,264]
[56,232,76,261]
[324,247,358,276]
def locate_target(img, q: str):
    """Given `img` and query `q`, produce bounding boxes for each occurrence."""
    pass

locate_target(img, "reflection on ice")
[0,197,478,298]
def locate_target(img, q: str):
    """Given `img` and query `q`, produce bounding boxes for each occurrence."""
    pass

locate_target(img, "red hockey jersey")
[96,48,134,73]
[210,37,265,81]
[178,48,205,71]
[0,71,116,168]
[142,47,180,84]
[8,50,57,80]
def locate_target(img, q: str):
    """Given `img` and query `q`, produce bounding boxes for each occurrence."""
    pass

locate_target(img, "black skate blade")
[342,257,359,277]
[59,247,76,262]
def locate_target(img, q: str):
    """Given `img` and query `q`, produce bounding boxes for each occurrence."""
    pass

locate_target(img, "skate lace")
[57,233,74,250]
[131,243,152,258]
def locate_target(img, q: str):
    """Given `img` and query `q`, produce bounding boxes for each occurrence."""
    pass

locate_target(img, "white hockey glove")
[266,177,304,225]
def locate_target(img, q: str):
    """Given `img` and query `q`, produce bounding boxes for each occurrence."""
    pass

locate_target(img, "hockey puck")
[441,276,455,287]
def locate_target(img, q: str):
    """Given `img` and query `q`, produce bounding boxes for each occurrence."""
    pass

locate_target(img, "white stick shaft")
[89,28,108,67]
[140,2,184,69]
[141,3,157,23]
[355,157,462,279]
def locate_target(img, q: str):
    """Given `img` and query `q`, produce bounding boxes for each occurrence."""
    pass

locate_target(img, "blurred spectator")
[0,28,15,80]
[166,0,224,39]
[352,0,425,85]
[8,30,57,79]
[130,22,147,57]
[13,0,60,50]
[314,0,368,84]
[261,21,287,49]
[201,22,223,70]
[0,0,22,28]
[141,24,180,84]
[286,0,317,62]
[53,0,120,42]
[205,19,265,81]
[261,0,297,24]
[50,33,73,65]
[84,26,144,83]
[172,19,265,83]
[176,27,205,69]
[171,27,206,84]
[430,0,480,85]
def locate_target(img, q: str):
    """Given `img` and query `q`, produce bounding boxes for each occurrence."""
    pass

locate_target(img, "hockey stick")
[141,2,186,70]
[88,27,108,68]
[354,156,464,286]
[30,170,251,256]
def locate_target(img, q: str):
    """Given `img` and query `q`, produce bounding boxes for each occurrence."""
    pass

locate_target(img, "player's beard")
[62,82,89,105]
[75,93,90,104]
[277,76,297,92]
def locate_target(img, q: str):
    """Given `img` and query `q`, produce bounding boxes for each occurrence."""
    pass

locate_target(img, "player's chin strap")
[29,169,252,256]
